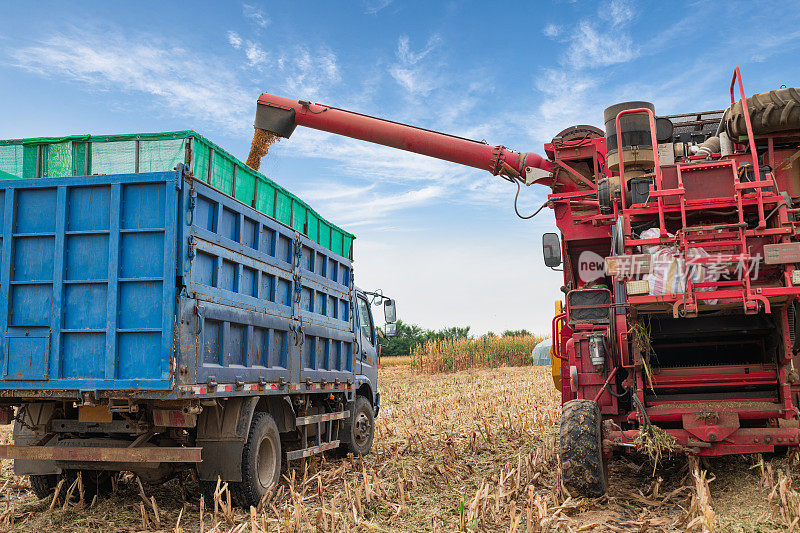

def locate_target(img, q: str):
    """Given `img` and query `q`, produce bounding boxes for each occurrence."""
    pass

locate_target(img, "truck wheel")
[559,399,608,498]
[31,470,112,503]
[29,474,59,499]
[230,412,282,508]
[339,396,374,456]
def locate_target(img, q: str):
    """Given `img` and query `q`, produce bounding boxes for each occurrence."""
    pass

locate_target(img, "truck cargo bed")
[0,165,361,398]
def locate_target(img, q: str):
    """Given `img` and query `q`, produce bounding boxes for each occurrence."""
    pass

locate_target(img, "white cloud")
[605,0,635,26]
[543,23,561,38]
[564,20,638,69]
[396,34,440,64]
[278,46,340,99]
[298,183,376,202]
[363,0,393,14]
[309,185,445,227]
[389,34,443,96]
[9,32,252,132]
[227,31,243,49]
[244,42,268,67]
[242,3,269,28]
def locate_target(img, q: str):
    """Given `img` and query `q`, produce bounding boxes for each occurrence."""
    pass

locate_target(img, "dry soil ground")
[0,363,797,532]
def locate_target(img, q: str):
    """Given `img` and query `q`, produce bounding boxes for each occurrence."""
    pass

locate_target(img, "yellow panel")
[551,300,563,390]
[78,405,113,423]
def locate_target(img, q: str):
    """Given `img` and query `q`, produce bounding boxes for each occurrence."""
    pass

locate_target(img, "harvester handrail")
[551,311,567,361]
[730,66,766,228]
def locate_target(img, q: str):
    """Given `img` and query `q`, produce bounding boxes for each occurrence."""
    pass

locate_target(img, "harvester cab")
[247,67,800,497]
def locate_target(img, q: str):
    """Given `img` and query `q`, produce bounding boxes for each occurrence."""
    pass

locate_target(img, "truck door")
[355,294,377,377]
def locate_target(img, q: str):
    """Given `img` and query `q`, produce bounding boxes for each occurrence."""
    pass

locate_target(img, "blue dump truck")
[0,132,395,507]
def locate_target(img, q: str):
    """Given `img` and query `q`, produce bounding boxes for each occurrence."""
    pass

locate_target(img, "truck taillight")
[626,280,649,296]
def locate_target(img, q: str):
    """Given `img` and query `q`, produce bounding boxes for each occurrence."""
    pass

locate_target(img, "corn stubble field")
[0,336,799,532]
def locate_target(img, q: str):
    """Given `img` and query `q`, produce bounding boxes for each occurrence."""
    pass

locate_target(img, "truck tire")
[29,474,59,499]
[30,470,112,503]
[338,396,374,456]
[559,399,608,498]
[230,412,282,508]
[724,87,800,138]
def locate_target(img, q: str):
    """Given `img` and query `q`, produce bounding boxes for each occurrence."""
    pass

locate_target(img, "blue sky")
[2,1,800,334]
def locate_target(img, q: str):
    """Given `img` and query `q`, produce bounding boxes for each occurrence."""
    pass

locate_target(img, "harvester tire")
[724,87,800,139]
[559,399,608,498]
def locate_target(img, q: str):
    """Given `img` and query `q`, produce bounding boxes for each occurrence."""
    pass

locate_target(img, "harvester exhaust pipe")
[246,93,556,177]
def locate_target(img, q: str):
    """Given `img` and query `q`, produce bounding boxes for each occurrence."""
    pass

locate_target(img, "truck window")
[357,296,374,346]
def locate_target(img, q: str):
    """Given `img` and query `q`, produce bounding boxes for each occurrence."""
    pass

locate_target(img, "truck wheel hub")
[354,412,371,445]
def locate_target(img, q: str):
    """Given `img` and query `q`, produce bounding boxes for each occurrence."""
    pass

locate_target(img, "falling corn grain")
[246,127,280,171]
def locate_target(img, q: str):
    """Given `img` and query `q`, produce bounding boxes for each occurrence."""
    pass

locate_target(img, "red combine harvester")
[250,68,800,496]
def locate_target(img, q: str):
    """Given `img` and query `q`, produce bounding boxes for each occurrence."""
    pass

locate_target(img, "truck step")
[285,440,340,461]
[295,410,349,426]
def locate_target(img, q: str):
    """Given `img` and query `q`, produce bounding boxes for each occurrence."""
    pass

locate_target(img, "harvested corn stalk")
[634,425,678,475]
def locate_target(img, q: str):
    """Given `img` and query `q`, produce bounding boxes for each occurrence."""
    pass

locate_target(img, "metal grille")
[660,110,724,143]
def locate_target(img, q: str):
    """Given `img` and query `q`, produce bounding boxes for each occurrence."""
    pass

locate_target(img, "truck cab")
[354,289,395,418]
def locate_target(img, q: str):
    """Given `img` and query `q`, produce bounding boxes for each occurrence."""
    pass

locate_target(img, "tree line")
[378,320,534,357]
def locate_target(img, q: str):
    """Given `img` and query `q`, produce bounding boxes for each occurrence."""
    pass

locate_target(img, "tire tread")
[559,399,608,498]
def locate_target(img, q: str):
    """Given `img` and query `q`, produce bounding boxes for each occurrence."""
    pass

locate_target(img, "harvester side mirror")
[383,299,397,324]
[542,233,562,268]
[384,323,397,338]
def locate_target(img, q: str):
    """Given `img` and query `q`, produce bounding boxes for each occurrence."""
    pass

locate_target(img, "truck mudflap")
[0,445,201,463]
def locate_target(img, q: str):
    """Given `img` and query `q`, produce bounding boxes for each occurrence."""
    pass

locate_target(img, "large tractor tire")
[723,87,800,138]
[559,399,608,497]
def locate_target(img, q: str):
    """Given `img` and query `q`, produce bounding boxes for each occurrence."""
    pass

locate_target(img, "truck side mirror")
[542,232,562,268]
[385,323,397,337]
[383,299,397,324]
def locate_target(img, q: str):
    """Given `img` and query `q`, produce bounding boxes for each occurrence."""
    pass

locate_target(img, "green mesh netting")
[275,190,292,226]
[0,145,23,179]
[43,142,73,178]
[74,142,89,175]
[307,212,319,243]
[319,221,331,249]
[292,202,307,232]
[255,180,275,215]
[331,228,344,255]
[92,140,136,175]
[23,146,37,179]
[235,166,257,206]
[0,131,354,258]
[194,143,210,182]
[211,151,234,195]
[138,139,186,173]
